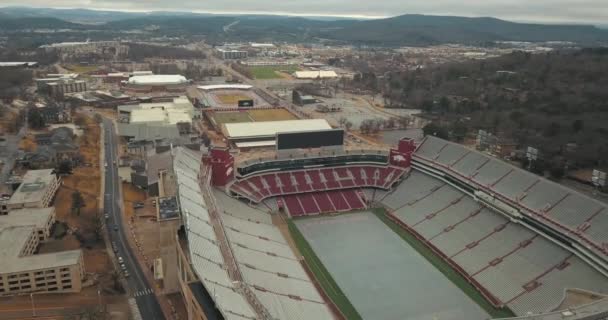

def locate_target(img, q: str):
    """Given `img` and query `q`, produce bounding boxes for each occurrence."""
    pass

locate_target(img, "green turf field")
[288,219,362,320]
[211,112,253,126]
[371,208,516,318]
[248,65,299,79]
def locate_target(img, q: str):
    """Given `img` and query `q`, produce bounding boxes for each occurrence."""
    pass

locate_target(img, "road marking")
[134,288,153,297]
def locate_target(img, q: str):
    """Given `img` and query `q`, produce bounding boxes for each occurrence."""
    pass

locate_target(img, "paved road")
[102,119,165,320]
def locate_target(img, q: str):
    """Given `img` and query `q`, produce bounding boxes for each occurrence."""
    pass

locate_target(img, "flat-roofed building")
[294,70,338,79]
[0,207,55,241]
[215,48,248,60]
[118,96,197,127]
[222,119,332,147]
[0,206,84,296]
[0,226,84,296]
[7,169,60,211]
[123,75,190,93]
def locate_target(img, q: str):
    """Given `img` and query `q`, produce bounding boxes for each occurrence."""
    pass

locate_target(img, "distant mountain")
[1,8,607,46]
[0,16,82,30]
[313,14,608,45]
[0,7,147,24]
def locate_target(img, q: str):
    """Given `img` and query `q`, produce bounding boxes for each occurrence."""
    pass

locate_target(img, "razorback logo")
[392,154,407,162]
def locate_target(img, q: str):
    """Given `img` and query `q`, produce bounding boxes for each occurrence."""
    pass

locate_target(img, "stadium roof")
[223,119,332,140]
[294,70,338,79]
[7,169,56,206]
[198,84,253,91]
[128,75,189,85]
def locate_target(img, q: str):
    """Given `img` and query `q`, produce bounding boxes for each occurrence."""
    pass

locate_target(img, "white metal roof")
[128,75,188,85]
[224,119,332,140]
[294,70,338,79]
[198,84,253,91]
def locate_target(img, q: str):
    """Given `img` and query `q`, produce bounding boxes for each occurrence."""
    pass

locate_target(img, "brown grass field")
[216,93,252,105]
[248,108,298,121]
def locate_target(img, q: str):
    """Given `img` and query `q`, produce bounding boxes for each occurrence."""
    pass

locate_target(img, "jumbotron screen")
[276,129,344,150]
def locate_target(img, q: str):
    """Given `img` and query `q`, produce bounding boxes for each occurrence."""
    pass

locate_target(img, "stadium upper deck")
[412,136,608,268]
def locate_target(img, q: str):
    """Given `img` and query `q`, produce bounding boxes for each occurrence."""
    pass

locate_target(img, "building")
[292,90,317,105]
[0,207,84,296]
[222,119,332,147]
[294,70,338,79]
[118,96,197,127]
[37,106,71,124]
[123,75,190,93]
[0,62,38,69]
[38,79,88,99]
[6,169,60,211]
[215,48,248,60]
[130,152,173,196]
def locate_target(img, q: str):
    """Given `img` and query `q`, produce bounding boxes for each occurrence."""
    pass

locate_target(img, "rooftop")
[127,75,189,85]
[223,119,332,140]
[198,84,253,91]
[0,226,82,274]
[0,207,54,230]
[294,70,338,79]
[7,169,56,206]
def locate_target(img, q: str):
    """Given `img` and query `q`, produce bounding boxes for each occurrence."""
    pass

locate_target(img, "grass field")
[216,93,252,105]
[211,111,253,126]
[248,65,299,79]
[248,108,297,121]
[371,208,516,318]
[64,64,99,74]
[287,219,362,320]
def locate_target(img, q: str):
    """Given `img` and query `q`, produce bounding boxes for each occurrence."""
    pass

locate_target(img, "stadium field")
[210,111,253,126]
[216,93,252,105]
[294,210,493,320]
[247,108,297,121]
[248,65,299,79]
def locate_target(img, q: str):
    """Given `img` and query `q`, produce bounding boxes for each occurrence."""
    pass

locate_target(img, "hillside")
[315,15,608,45]
[1,8,608,46]
[0,16,83,30]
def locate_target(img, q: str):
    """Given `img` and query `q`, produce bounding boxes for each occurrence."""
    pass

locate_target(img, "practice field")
[216,93,252,105]
[210,112,253,126]
[248,108,297,121]
[294,211,490,320]
[248,65,299,79]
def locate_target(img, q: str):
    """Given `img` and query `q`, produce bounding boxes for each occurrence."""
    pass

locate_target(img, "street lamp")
[30,293,36,318]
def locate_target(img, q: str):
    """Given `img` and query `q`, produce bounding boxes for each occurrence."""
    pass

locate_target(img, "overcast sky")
[2,0,608,24]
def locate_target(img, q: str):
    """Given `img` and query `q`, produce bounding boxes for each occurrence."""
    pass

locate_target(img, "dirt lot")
[46,115,129,305]
[122,182,147,219]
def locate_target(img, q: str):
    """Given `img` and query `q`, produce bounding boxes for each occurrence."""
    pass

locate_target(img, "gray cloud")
[2,0,608,24]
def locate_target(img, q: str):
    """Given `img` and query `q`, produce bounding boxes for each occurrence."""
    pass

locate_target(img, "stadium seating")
[229,164,406,203]
[413,135,608,259]
[382,169,608,315]
[281,189,366,217]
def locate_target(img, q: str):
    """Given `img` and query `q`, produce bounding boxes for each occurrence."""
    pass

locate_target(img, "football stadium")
[172,125,608,320]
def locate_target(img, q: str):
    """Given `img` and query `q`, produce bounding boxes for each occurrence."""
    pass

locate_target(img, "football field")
[294,211,490,320]
[216,93,252,105]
